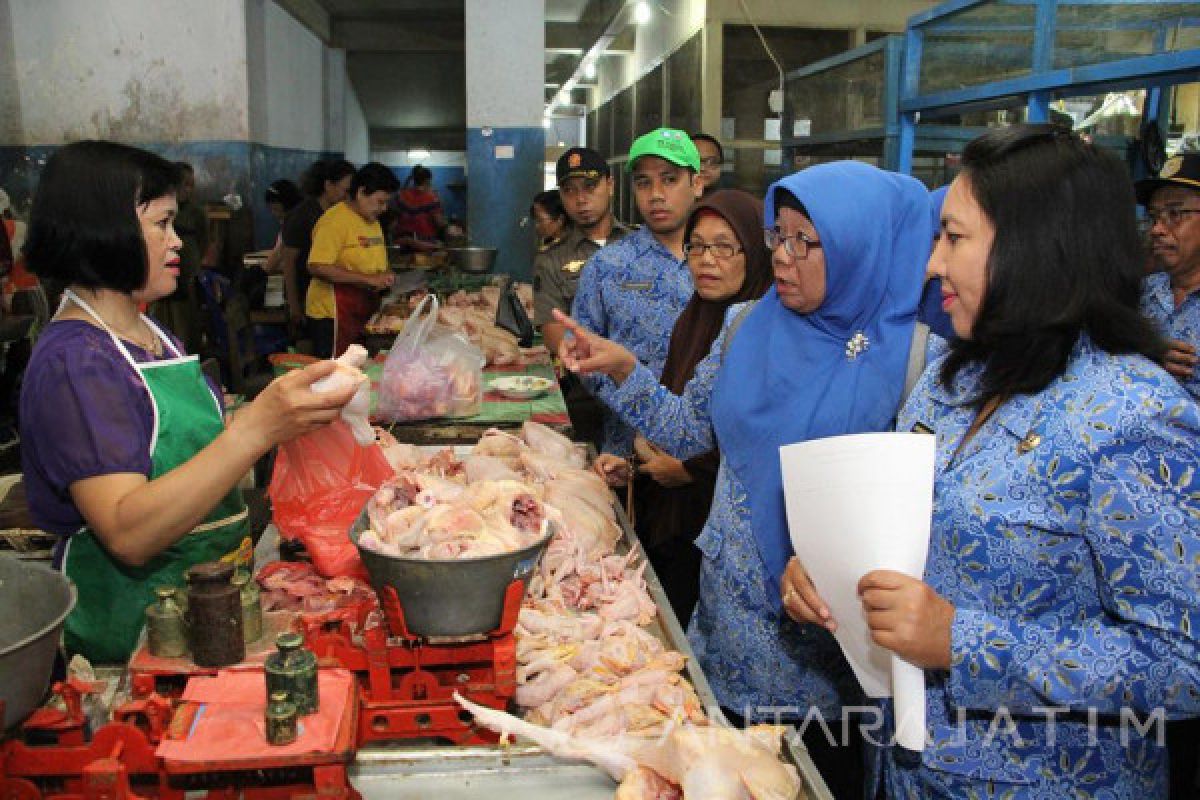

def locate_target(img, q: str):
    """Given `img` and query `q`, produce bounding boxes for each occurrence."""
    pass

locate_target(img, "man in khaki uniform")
[534,147,630,448]
[534,147,630,355]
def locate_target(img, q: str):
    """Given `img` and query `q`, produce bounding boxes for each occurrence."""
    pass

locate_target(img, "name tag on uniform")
[619,281,652,291]
[562,259,586,274]
[910,422,934,434]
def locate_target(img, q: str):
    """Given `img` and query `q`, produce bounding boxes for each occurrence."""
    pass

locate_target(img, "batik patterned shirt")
[1141,271,1200,402]
[570,225,693,455]
[605,304,864,719]
[884,336,1200,799]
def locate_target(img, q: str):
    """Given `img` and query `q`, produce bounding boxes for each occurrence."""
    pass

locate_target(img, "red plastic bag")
[268,419,394,579]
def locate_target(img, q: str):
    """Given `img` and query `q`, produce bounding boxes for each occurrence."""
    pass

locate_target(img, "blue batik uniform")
[601,161,932,722]
[607,303,866,718]
[570,225,692,455]
[883,338,1200,799]
[1141,271,1200,402]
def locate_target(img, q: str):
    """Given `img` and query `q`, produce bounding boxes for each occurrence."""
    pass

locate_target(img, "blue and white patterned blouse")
[570,225,693,455]
[1140,271,1200,402]
[605,304,864,719]
[883,336,1200,799]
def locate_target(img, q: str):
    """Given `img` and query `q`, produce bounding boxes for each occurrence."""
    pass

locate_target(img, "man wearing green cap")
[570,127,702,459]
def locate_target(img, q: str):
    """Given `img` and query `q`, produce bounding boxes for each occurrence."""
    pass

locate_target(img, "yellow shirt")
[304,202,388,319]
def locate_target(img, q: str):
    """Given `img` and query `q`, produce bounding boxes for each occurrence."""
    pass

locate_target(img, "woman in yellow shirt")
[305,163,398,357]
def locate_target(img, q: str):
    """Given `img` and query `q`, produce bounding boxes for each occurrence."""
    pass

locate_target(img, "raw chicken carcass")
[455,693,803,800]
[522,420,585,468]
[310,344,373,445]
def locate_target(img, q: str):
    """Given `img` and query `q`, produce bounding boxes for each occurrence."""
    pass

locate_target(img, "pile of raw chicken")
[362,422,804,800]
[367,283,544,368]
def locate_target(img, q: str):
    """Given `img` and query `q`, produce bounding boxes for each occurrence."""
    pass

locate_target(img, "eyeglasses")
[765,228,822,260]
[684,241,743,260]
[1144,207,1200,228]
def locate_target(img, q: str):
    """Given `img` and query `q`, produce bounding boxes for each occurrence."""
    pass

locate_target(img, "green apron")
[61,289,251,663]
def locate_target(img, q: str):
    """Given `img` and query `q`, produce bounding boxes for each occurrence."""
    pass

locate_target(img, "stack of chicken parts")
[360,420,804,800]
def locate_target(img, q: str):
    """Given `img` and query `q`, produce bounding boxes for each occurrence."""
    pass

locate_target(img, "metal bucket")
[445,247,497,274]
[0,556,76,729]
[350,508,551,637]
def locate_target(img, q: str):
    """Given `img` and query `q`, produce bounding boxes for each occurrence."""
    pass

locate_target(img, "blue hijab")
[710,161,932,606]
[918,186,956,340]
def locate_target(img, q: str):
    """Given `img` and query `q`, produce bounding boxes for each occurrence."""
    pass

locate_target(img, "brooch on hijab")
[845,331,870,360]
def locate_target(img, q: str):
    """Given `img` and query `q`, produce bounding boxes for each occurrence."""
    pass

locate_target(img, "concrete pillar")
[465,0,544,280]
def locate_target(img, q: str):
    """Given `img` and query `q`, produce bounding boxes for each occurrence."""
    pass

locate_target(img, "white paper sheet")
[780,432,935,751]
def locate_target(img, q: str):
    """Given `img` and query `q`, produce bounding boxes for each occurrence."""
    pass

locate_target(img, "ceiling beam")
[332,18,464,52]
[370,126,466,150]
[273,0,332,43]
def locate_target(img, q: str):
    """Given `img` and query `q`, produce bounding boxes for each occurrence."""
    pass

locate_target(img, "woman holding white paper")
[553,161,930,798]
[784,125,1200,798]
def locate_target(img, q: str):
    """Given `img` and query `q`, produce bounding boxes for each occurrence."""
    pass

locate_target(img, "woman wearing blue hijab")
[554,160,930,797]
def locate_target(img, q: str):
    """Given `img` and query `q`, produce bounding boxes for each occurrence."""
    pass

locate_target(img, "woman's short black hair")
[25,140,180,293]
[530,189,565,220]
[941,123,1165,401]
[265,179,302,212]
[351,162,401,197]
[300,158,355,197]
[407,165,432,188]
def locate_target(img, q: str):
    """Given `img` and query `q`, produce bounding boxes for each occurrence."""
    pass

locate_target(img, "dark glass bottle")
[232,568,263,644]
[265,690,298,745]
[145,585,188,658]
[264,632,318,715]
[185,561,245,666]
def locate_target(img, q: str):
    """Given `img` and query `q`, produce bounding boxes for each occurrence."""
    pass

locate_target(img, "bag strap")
[721,300,758,363]
[901,322,931,405]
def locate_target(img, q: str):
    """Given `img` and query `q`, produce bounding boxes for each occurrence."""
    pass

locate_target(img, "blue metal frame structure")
[782,35,1000,173]
[897,0,1200,174]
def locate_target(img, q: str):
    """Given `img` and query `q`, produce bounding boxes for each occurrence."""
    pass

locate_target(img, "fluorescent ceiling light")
[408,149,431,160]
[634,1,651,25]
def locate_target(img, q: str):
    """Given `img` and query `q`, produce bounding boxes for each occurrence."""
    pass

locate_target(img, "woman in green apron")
[19,141,360,663]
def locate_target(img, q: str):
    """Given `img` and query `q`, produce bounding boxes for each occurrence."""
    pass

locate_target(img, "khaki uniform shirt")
[533,220,630,326]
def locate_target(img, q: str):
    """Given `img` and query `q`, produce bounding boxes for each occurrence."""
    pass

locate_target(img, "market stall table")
[364,352,571,443]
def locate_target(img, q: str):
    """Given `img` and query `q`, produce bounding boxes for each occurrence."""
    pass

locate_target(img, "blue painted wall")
[387,166,468,225]
[0,140,338,252]
[466,127,543,281]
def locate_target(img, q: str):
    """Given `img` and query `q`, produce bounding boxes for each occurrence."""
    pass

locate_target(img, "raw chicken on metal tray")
[455,692,803,800]
[354,421,800,797]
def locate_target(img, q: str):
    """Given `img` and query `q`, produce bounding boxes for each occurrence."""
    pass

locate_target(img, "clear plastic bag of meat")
[376,294,486,422]
[268,419,395,579]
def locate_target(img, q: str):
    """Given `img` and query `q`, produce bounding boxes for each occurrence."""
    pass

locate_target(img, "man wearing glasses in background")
[691,133,724,197]
[1137,153,1200,402]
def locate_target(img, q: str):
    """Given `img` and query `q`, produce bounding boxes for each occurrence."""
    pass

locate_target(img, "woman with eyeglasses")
[786,125,1200,798]
[592,189,772,626]
[554,161,929,798]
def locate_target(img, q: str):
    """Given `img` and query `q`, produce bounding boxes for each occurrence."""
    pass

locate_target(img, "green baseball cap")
[626,127,701,173]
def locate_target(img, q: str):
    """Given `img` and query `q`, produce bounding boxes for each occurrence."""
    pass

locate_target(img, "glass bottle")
[264,632,318,715]
[185,561,245,666]
[145,585,188,658]
[232,568,263,644]
[265,690,298,745]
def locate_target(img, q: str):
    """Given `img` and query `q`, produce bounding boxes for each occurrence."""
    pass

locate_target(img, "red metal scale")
[301,580,526,747]
[1,678,359,800]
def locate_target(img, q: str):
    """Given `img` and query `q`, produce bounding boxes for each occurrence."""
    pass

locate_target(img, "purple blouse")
[19,319,222,540]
